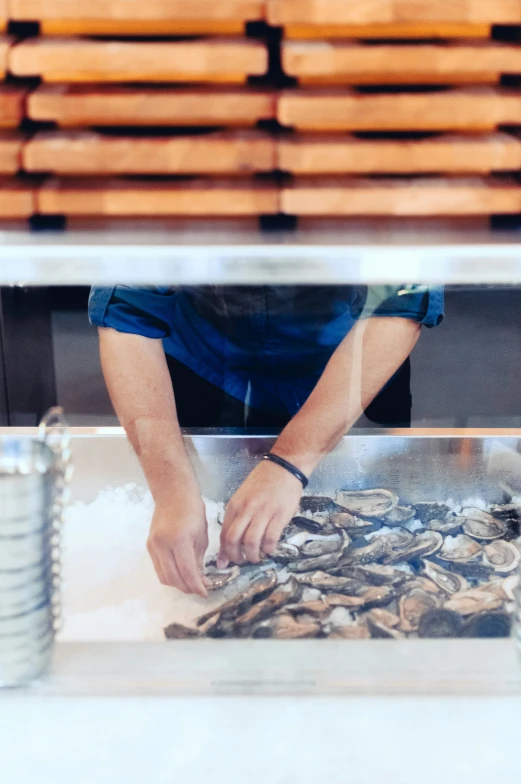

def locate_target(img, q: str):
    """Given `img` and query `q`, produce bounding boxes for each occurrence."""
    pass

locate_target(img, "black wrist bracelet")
[262,452,309,489]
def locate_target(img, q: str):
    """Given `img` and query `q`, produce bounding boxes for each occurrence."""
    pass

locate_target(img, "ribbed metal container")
[0,409,71,687]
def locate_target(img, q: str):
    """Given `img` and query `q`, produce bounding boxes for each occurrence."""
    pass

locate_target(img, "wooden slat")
[282,41,521,85]
[277,88,521,131]
[28,85,276,127]
[10,0,265,35]
[268,0,521,25]
[0,0,7,33]
[283,23,492,38]
[296,73,501,86]
[9,38,269,83]
[10,0,264,21]
[0,85,28,129]
[282,176,521,216]
[36,178,280,215]
[0,36,13,79]
[278,133,521,175]
[0,132,24,173]
[24,130,276,174]
[0,178,35,217]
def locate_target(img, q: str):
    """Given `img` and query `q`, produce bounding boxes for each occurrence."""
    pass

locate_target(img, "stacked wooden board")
[271,0,521,217]
[8,0,276,218]
[0,0,521,221]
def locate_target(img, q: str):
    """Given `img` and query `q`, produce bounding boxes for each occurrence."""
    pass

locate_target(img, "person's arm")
[99,327,208,597]
[218,316,420,567]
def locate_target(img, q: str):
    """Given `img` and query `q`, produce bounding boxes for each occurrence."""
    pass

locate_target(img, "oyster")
[399,589,440,632]
[502,574,519,601]
[297,571,362,593]
[328,585,394,610]
[483,540,521,574]
[204,563,241,591]
[287,551,343,573]
[233,576,302,630]
[340,536,391,566]
[329,625,371,640]
[299,496,346,516]
[384,531,443,565]
[403,575,446,596]
[284,599,331,618]
[444,589,503,616]
[460,508,507,541]
[272,541,300,563]
[421,560,468,595]
[460,611,512,638]
[417,609,463,638]
[286,515,329,536]
[384,506,415,525]
[437,534,482,563]
[286,531,347,557]
[365,608,404,639]
[428,516,463,535]
[252,613,321,639]
[413,502,450,523]
[330,511,377,535]
[337,564,408,587]
[164,622,202,640]
[196,569,277,627]
[335,488,398,519]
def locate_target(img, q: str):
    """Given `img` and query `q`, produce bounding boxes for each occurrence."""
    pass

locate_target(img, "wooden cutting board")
[0,132,24,173]
[278,88,521,131]
[278,132,521,175]
[0,178,35,217]
[10,0,265,35]
[28,85,276,126]
[10,38,269,83]
[282,41,521,85]
[282,176,521,216]
[268,0,521,25]
[36,178,280,215]
[24,130,276,174]
[0,86,29,128]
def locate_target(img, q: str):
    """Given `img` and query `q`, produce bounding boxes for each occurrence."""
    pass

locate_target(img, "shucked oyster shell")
[365,608,404,639]
[483,540,521,574]
[233,576,302,631]
[204,563,241,591]
[327,585,394,611]
[383,506,415,525]
[286,531,346,557]
[460,508,507,541]
[330,510,377,535]
[438,534,482,563]
[253,612,321,639]
[383,531,443,565]
[421,559,468,595]
[333,563,408,587]
[444,589,503,616]
[399,589,441,633]
[339,536,391,566]
[413,502,450,523]
[297,570,362,593]
[196,569,278,627]
[335,488,398,519]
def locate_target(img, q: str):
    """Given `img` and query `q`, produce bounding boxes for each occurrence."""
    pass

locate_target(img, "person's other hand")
[217,460,302,567]
[147,494,209,597]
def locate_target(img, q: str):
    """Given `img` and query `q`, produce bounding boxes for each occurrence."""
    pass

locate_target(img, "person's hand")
[147,493,209,597]
[217,459,303,567]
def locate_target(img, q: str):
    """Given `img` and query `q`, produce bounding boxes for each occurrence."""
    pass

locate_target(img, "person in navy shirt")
[90,284,443,596]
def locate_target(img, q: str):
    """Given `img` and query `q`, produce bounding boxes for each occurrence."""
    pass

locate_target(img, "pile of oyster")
[164,489,521,640]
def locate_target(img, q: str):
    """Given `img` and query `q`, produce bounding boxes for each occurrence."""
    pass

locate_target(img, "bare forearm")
[98,328,199,504]
[273,317,421,476]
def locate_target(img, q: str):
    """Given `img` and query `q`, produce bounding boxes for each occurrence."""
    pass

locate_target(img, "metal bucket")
[0,408,71,687]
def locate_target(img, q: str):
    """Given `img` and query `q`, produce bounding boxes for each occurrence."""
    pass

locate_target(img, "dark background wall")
[48,286,521,429]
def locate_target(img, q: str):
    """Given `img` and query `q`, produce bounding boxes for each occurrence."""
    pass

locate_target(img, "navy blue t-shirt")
[89,285,444,415]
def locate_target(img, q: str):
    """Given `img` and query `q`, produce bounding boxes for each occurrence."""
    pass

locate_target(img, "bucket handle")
[38,407,73,633]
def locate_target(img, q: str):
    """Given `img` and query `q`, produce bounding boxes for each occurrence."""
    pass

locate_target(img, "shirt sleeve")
[360,285,444,328]
[88,285,177,339]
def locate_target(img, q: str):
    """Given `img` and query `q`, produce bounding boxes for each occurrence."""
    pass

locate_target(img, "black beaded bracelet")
[262,452,309,489]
